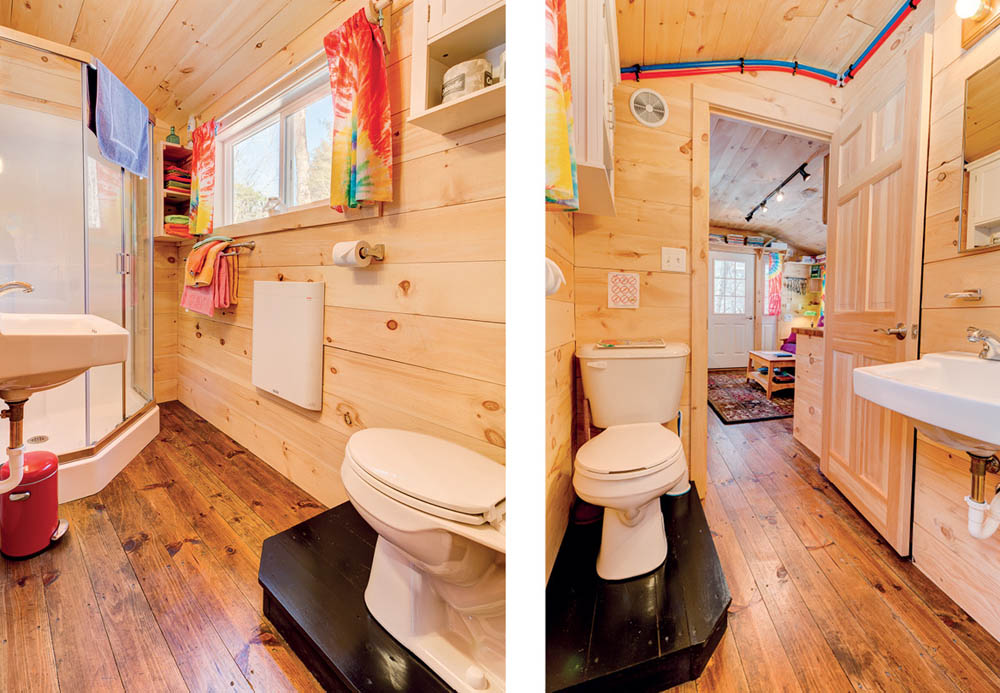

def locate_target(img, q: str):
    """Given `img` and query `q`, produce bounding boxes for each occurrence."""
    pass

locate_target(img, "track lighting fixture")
[744,160,814,222]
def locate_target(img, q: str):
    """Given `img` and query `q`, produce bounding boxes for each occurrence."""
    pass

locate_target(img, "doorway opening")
[705,114,829,434]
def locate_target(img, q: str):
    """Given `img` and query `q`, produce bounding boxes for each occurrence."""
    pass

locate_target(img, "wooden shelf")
[408,81,504,133]
[164,188,190,201]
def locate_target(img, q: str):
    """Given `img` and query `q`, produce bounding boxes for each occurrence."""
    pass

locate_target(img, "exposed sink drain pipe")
[0,400,27,495]
[621,0,923,88]
[966,453,1000,540]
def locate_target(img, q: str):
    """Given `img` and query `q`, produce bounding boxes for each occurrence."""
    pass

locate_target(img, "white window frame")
[218,66,333,226]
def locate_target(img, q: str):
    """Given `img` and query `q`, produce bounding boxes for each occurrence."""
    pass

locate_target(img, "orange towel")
[227,253,238,305]
[185,240,229,287]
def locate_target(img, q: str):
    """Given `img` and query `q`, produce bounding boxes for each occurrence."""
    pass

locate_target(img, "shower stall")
[0,33,157,500]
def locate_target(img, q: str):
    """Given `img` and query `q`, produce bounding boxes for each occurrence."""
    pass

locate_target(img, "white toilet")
[574,342,692,581]
[340,428,506,693]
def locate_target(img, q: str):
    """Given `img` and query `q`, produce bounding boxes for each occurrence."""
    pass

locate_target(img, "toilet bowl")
[341,428,505,693]
[574,342,691,580]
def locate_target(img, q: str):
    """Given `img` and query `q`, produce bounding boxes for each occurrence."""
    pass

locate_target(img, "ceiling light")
[799,166,811,182]
[745,212,754,222]
[761,203,768,214]
[956,0,990,20]
[776,190,784,202]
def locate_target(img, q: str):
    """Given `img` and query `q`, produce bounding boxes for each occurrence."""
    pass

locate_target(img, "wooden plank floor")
[667,411,1000,693]
[1,401,327,692]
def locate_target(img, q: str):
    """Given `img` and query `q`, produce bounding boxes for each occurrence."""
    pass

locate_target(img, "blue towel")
[94,60,149,178]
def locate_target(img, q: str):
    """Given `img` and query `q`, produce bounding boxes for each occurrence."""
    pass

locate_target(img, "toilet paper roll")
[442,59,493,104]
[332,240,372,267]
[545,257,566,296]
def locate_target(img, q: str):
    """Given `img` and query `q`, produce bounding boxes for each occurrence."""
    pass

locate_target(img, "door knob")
[874,322,908,340]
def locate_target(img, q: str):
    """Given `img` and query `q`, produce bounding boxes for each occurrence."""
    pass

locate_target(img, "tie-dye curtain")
[324,8,393,212]
[189,120,216,237]
[545,0,578,211]
[765,252,783,316]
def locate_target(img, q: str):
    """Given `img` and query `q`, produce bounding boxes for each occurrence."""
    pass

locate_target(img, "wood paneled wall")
[166,1,504,506]
[546,211,575,582]
[573,71,841,497]
[908,0,1000,641]
[153,242,180,403]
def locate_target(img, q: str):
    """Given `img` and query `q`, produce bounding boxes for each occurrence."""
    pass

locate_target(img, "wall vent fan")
[629,88,668,128]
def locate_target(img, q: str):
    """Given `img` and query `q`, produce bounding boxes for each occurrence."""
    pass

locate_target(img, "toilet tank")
[577,342,690,428]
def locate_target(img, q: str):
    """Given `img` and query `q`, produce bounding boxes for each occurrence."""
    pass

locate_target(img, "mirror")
[960,55,1000,252]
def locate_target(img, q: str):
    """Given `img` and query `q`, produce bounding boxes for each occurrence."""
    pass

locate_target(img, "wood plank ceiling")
[0,0,343,125]
[710,114,828,254]
[616,0,903,73]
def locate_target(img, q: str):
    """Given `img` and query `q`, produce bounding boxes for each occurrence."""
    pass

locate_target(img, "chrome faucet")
[968,326,1000,361]
[0,281,33,298]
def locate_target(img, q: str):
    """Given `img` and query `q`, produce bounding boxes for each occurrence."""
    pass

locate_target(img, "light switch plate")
[661,247,687,272]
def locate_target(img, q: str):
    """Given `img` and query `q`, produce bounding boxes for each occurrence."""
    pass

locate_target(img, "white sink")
[0,313,129,402]
[853,352,1000,456]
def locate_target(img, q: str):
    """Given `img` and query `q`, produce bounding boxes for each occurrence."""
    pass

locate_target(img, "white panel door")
[709,251,755,368]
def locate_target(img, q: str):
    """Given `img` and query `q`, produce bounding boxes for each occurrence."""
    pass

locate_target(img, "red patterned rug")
[708,369,795,424]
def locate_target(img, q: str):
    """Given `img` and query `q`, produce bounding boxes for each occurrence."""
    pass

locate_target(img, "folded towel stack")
[163,213,192,238]
[165,165,191,192]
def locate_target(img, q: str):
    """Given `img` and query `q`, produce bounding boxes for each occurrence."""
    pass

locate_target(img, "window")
[713,259,746,314]
[219,67,334,226]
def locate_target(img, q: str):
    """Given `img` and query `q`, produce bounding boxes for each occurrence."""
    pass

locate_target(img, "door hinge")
[911,323,919,340]
[427,4,431,22]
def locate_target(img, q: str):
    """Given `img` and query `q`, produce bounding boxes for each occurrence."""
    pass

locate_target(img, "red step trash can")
[1,451,66,559]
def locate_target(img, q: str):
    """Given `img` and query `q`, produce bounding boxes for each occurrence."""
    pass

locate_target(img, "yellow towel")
[228,253,238,305]
[185,241,229,287]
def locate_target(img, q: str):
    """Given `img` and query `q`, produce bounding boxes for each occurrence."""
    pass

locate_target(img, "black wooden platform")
[546,484,730,692]
[259,502,452,692]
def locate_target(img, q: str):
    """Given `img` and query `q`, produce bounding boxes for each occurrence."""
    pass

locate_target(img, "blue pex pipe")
[622,0,918,86]
[637,58,838,81]
[847,0,912,76]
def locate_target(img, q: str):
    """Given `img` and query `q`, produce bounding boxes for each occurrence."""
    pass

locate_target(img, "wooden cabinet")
[566,0,619,216]
[409,0,505,133]
[426,0,498,40]
[965,148,1000,247]
[793,333,824,456]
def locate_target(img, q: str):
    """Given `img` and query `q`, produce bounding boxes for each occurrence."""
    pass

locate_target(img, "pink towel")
[213,251,230,309]
[180,284,214,317]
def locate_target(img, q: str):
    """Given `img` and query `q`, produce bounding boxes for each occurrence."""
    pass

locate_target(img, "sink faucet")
[0,281,33,298]
[968,326,1000,361]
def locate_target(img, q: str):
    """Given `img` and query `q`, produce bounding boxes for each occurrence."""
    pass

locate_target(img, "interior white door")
[822,34,932,556]
[709,251,755,368]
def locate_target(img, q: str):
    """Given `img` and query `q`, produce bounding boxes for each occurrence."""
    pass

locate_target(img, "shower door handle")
[115,252,132,275]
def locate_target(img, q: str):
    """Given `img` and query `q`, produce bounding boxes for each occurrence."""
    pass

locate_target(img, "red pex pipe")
[621,65,839,86]
[843,1,919,83]
[622,0,921,88]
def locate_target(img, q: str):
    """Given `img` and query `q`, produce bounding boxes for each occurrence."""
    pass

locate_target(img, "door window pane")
[232,121,279,223]
[287,95,334,208]
[714,259,748,314]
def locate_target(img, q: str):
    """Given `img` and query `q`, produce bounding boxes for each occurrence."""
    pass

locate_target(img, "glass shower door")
[84,128,126,444]
[0,47,87,455]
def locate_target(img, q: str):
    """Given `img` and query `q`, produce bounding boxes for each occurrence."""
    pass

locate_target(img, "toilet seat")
[576,423,685,480]
[346,428,505,527]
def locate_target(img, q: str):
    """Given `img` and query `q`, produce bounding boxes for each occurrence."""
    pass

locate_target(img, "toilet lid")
[346,428,505,521]
[576,423,683,475]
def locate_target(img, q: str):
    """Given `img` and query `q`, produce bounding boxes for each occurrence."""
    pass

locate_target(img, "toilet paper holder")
[360,243,385,262]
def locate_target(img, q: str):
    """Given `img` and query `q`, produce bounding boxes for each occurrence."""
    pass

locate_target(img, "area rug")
[707,369,794,424]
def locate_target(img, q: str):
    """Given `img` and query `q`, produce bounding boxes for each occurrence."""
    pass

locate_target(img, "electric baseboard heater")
[251,281,325,410]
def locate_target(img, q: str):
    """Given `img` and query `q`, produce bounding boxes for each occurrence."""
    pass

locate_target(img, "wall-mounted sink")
[853,352,1000,456]
[0,313,129,402]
